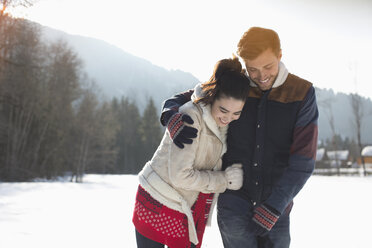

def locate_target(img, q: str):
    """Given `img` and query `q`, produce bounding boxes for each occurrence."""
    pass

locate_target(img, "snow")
[316,148,325,161]
[362,146,372,156]
[326,150,349,160]
[1,174,372,248]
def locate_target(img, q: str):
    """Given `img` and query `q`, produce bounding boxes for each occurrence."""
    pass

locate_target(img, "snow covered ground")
[1,174,371,248]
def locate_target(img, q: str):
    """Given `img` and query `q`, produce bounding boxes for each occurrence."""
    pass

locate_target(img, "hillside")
[40,25,198,111]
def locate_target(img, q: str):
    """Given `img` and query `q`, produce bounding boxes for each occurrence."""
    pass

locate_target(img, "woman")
[132,56,250,248]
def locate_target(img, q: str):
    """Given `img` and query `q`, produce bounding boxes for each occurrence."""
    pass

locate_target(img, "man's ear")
[278,49,283,60]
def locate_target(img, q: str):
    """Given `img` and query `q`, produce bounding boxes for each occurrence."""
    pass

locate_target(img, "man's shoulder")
[287,73,313,87]
[269,73,313,103]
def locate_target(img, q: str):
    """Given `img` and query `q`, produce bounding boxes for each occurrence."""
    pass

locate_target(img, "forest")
[0,8,163,182]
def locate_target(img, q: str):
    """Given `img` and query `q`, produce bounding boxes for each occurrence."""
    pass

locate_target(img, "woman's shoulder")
[179,101,202,119]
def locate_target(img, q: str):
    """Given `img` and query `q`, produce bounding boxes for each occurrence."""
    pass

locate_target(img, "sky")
[1,174,372,248]
[9,0,372,99]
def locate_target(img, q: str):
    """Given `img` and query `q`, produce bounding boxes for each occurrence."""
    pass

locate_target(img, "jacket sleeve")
[167,107,228,194]
[160,89,194,126]
[265,86,318,213]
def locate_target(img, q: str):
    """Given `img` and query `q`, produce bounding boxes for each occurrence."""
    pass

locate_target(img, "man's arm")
[248,86,318,236]
[264,86,318,213]
[160,89,194,125]
[160,89,197,148]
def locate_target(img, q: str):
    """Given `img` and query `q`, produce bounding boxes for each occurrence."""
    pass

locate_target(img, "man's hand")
[166,111,198,148]
[249,203,280,236]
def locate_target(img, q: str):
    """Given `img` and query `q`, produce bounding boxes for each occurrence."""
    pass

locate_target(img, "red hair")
[237,27,281,60]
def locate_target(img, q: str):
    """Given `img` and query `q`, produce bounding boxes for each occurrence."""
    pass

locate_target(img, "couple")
[132,27,319,248]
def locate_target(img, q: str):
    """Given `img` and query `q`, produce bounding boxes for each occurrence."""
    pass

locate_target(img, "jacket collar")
[191,84,228,145]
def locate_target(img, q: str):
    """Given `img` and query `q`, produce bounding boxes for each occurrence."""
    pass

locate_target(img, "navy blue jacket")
[161,73,318,214]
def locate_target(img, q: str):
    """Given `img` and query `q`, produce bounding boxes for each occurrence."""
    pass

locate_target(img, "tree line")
[318,91,371,176]
[0,11,163,182]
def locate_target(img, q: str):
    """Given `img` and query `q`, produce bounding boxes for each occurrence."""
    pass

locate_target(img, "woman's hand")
[225,163,243,190]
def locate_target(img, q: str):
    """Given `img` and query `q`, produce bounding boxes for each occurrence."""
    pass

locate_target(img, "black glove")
[165,111,198,148]
[249,203,280,236]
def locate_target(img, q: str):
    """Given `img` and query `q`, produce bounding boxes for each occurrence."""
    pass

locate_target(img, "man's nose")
[256,70,262,79]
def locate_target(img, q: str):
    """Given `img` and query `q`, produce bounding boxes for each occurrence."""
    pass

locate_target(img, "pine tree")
[87,101,118,174]
[114,97,142,174]
[140,97,162,165]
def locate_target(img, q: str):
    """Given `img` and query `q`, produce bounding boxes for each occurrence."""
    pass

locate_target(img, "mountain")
[40,25,198,112]
[38,24,372,144]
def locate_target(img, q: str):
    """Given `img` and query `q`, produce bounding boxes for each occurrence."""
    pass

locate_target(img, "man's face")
[243,48,282,91]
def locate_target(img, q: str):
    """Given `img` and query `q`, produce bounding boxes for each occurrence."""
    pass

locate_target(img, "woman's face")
[211,96,245,127]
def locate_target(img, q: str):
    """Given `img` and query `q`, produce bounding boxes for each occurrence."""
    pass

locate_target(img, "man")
[160,27,318,248]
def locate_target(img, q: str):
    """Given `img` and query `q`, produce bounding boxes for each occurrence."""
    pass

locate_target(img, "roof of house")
[362,146,372,156]
[326,150,349,160]
[316,148,325,161]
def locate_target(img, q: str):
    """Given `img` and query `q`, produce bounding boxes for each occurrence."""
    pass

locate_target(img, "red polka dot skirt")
[133,185,214,248]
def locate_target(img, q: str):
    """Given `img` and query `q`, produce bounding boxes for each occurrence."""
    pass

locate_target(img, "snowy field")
[1,174,371,248]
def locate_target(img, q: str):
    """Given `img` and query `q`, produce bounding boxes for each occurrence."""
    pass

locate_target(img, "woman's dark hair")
[195,56,250,105]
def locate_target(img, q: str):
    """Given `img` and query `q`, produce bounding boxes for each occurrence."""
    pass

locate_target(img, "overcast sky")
[10,0,372,99]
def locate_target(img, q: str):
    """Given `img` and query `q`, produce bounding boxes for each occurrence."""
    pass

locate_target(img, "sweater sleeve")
[160,89,194,126]
[265,86,318,213]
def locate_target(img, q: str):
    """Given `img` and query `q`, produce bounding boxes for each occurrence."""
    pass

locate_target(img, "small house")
[357,146,372,168]
[326,150,351,168]
[315,148,328,168]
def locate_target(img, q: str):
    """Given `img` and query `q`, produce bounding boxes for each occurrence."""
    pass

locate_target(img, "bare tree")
[350,93,367,176]
[70,81,100,183]
[0,17,87,181]
[319,98,341,175]
[0,19,44,180]
[1,0,34,13]
[40,40,83,180]
[348,60,371,176]
[1,0,34,24]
